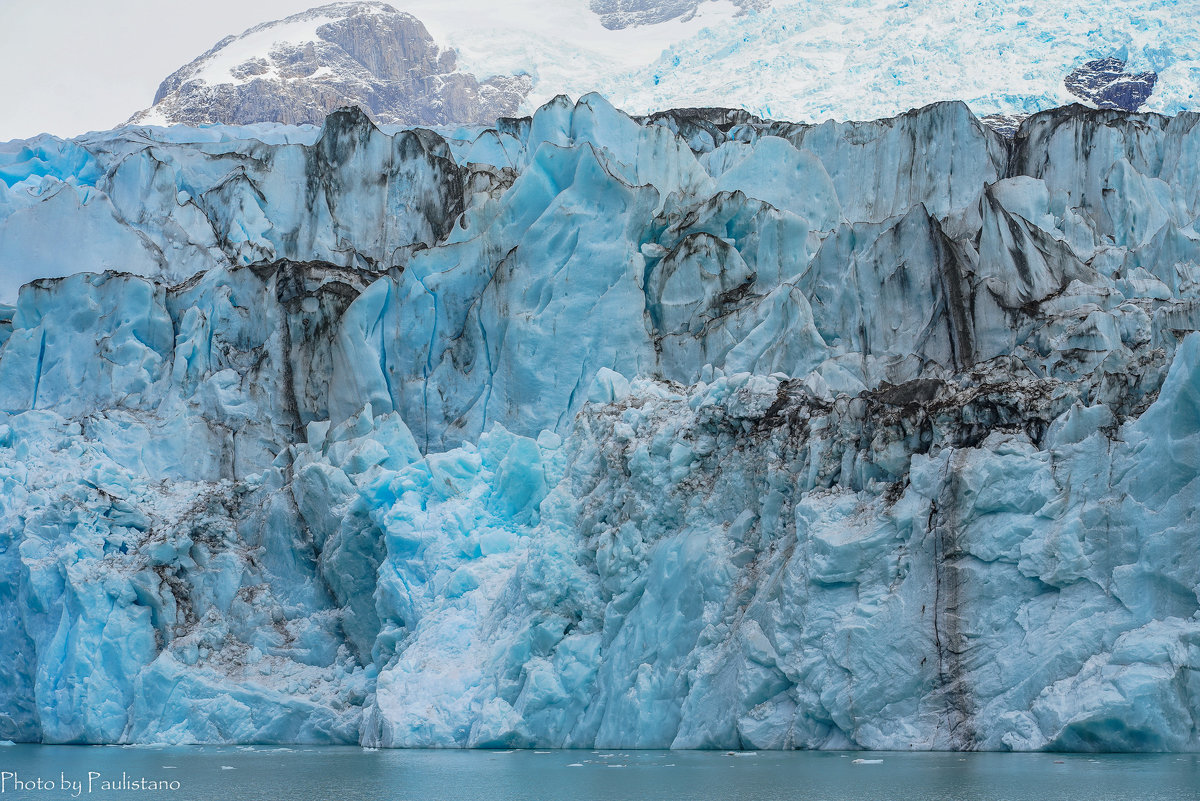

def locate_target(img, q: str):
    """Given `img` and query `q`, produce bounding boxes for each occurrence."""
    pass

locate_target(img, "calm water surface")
[0,745,1196,801]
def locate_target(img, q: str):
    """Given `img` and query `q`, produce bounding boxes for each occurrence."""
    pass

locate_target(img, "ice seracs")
[0,94,1199,750]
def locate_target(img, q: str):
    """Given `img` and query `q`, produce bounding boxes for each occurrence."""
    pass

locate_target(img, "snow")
[188,9,348,88]
[396,0,743,83]
[1,94,1200,749]
[138,0,1200,129]
[395,0,1199,120]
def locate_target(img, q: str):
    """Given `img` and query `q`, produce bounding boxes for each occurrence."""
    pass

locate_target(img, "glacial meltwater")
[0,746,1196,801]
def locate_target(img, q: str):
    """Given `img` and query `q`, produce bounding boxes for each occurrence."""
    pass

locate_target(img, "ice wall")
[0,97,1198,750]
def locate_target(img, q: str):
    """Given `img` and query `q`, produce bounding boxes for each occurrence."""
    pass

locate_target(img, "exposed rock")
[129,2,531,128]
[1065,57,1158,112]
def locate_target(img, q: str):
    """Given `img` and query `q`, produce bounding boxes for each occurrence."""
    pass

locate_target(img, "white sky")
[0,0,321,141]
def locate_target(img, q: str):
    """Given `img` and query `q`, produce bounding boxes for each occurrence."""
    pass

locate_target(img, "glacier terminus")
[0,94,1199,751]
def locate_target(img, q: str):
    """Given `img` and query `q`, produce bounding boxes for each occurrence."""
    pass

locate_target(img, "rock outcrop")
[1066,57,1159,112]
[128,2,530,128]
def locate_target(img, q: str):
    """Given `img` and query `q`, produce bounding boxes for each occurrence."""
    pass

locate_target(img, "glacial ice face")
[1,95,1200,749]
[0,107,463,303]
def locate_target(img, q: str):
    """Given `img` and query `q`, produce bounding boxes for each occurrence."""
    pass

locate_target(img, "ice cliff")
[1,95,1200,750]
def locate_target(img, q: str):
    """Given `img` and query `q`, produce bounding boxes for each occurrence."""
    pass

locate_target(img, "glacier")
[1,95,1200,750]
[122,0,1200,138]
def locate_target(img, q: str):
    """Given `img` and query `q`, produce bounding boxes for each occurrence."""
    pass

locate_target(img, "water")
[0,746,1196,801]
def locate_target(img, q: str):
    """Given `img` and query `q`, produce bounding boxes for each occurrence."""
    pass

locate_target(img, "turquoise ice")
[0,96,1199,749]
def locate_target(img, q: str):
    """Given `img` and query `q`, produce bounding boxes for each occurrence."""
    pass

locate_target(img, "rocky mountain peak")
[130,1,530,128]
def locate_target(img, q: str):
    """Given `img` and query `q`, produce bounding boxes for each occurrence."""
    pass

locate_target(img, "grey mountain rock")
[1065,57,1158,112]
[129,2,531,128]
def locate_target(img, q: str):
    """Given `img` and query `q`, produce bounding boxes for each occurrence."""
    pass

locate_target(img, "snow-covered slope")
[1,96,1200,749]
[131,0,1200,128]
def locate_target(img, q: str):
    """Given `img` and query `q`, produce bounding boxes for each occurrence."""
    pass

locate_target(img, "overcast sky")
[0,0,322,141]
